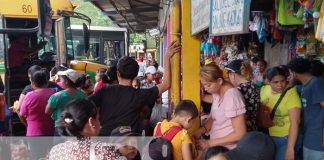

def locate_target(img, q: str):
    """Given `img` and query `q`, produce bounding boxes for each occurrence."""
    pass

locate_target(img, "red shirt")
[8,42,28,68]
[94,80,108,92]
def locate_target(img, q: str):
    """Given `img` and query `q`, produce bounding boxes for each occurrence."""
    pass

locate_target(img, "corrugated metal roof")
[90,0,161,32]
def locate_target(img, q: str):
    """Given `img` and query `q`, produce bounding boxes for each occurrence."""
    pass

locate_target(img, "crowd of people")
[0,40,323,160]
[196,57,324,160]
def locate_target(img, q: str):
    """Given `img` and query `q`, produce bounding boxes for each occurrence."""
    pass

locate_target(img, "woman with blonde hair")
[194,63,246,150]
[225,60,259,131]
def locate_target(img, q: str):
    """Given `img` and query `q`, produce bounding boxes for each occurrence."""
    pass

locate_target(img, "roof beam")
[112,17,158,23]
[132,0,162,9]
[108,0,134,32]
[118,21,157,25]
[104,7,158,15]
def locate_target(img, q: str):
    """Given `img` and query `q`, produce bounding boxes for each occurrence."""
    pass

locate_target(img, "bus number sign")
[22,4,32,13]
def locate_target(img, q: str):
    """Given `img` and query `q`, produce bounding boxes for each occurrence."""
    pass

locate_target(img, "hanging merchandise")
[278,0,305,25]
[286,0,304,18]
[316,0,324,40]
[290,32,298,59]
[269,9,283,44]
[249,11,268,43]
[248,42,259,57]
[220,36,245,66]
[296,29,307,54]
[258,18,268,43]
[306,29,317,55]
[316,41,324,57]
[249,11,262,32]
[200,33,218,64]
[298,0,322,28]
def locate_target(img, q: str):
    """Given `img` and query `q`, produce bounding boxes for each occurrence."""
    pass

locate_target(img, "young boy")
[153,100,199,160]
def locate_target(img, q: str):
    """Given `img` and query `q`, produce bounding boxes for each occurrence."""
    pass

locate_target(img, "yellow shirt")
[260,85,301,137]
[154,120,193,160]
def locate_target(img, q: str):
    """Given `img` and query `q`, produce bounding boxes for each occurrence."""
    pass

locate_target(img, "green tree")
[130,33,157,48]
[70,0,116,27]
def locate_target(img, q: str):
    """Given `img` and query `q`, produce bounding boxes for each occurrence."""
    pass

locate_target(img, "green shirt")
[48,90,87,127]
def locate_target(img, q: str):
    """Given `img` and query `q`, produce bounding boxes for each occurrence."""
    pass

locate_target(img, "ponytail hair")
[239,61,253,81]
[58,99,97,138]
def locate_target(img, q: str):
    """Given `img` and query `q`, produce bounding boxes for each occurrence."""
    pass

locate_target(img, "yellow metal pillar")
[181,0,201,132]
[170,0,181,107]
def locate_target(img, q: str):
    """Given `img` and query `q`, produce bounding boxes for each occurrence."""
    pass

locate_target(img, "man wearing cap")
[140,65,158,136]
[89,41,181,136]
[141,66,157,89]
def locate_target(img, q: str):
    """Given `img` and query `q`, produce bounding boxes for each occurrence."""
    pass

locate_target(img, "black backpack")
[144,123,182,160]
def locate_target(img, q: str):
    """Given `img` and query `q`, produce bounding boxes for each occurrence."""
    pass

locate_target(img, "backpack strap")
[155,123,182,141]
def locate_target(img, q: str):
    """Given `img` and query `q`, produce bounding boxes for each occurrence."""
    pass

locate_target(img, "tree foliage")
[70,0,117,27]
[130,33,157,48]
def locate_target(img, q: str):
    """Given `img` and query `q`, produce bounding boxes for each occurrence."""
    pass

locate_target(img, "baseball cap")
[225,60,243,73]
[110,126,140,143]
[57,69,82,83]
[226,132,275,160]
[111,126,139,137]
[145,66,157,74]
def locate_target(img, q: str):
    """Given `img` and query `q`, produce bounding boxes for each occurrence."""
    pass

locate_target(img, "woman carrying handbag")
[260,67,301,160]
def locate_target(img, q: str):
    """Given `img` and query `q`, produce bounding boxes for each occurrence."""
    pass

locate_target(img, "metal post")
[181,0,201,133]
[170,0,181,111]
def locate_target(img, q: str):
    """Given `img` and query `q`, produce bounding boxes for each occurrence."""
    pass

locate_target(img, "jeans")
[295,134,303,160]
[303,147,324,160]
[271,136,288,160]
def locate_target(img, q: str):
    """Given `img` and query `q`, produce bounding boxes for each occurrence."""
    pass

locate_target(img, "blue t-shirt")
[301,77,324,151]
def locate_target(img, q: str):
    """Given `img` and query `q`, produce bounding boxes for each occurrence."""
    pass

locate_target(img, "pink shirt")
[20,88,56,136]
[210,88,246,149]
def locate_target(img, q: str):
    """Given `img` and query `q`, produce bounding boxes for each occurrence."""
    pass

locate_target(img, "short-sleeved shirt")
[154,120,193,160]
[20,88,56,136]
[301,77,324,151]
[210,88,246,149]
[48,90,87,127]
[94,80,108,93]
[237,82,260,131]
[21,82,63,95]
[260,85,301,137]
[88,85,159,136]
[49,137,122,160]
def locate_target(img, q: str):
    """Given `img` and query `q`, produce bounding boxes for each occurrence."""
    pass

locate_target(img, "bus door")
[55,17,74,66]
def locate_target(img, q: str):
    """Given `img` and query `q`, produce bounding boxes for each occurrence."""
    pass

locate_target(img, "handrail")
[0,26,39,34]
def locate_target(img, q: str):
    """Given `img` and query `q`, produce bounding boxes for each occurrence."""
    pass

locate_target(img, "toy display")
[200,33,218,64]
[296,29,307,54]
[306,30,317,55]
